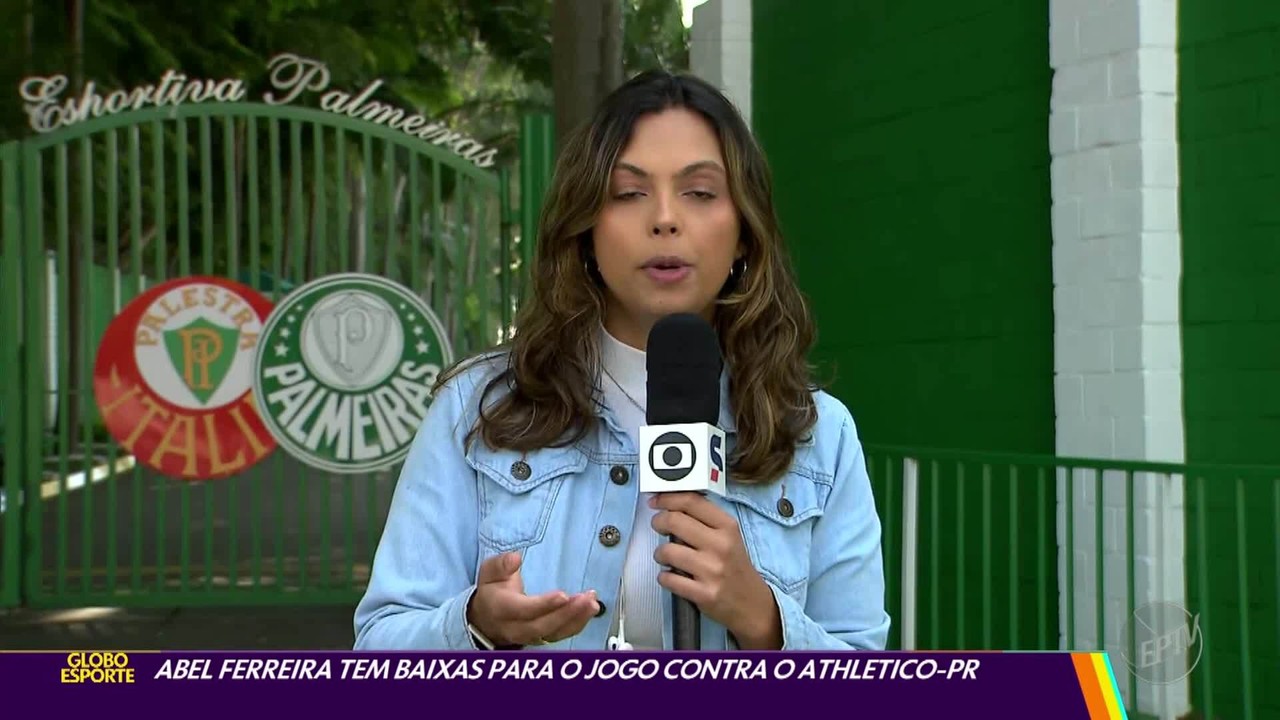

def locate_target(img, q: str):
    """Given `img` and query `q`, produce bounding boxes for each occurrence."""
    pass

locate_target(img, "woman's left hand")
[649,492,783,650]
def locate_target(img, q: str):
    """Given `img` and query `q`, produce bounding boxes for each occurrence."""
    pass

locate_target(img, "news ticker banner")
[0,650,1128,718]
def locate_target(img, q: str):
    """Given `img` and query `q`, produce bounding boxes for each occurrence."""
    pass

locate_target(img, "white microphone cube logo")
[638,423,727,496]
[650,433,696,481]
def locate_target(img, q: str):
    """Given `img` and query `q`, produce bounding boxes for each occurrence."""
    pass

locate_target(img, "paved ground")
[0,605,358,650]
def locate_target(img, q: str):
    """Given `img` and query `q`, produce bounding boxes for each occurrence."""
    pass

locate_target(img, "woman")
[352,70,891,651]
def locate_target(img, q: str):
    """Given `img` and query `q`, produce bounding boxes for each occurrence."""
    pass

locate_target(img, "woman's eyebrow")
[613,160,725,178]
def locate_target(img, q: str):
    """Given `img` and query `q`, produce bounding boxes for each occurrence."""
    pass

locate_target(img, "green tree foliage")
[3,0,689,147]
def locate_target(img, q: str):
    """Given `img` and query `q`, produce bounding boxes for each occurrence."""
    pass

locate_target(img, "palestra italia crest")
[92,276,278,480]
[251,273,454,473]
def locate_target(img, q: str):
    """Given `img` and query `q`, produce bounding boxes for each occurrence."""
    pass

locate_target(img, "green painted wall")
[751,0,1055,653]
[1178,3,1280,717]
[751,1,1055,454]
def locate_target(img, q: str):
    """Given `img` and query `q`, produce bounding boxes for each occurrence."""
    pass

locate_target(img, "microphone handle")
[669,534,701,650]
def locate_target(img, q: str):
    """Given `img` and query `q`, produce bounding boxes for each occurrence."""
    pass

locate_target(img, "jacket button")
[510,461,531,481]
[598,525,621,547]
[776,498,794,518]
[609,465,629,485]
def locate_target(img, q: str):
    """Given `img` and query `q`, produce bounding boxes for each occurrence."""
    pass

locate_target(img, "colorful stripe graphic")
[1070,653,1128,719]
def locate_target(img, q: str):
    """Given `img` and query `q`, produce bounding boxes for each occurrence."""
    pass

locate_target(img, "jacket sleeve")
[770,403,893,650]
[352,370,484,650]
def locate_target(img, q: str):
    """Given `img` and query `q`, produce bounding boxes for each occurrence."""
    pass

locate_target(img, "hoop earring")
[732,257,748,284]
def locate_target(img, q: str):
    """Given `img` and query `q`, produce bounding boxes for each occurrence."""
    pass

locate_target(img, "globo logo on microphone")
[650,431,696,481]
[638,423,727,496]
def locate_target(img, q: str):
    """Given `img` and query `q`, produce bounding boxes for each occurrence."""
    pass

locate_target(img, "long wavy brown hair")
[436,70,819,485]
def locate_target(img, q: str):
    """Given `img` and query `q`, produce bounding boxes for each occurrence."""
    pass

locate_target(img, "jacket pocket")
[467,443,588,553]
[723,469,830,595]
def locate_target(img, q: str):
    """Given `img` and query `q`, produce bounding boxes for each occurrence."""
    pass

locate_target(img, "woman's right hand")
[467,552,600,647]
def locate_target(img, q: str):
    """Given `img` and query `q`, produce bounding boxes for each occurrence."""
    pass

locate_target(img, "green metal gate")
[0,103,552,608]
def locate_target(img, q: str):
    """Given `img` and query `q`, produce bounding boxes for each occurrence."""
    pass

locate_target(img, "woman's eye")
[613,190,644,200]
[687,190,716,200]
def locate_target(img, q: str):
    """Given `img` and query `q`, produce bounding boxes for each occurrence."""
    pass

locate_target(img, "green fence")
[866,444,1280,720]
[0,104,554,609]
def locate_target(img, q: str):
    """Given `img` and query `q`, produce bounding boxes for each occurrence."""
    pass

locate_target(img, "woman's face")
[592,107,742,349]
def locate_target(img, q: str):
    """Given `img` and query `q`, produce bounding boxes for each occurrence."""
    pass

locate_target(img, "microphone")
[639,313,727,652]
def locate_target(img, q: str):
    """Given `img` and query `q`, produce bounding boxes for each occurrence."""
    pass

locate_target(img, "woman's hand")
[649,492,783,650]
[466,552,600,647]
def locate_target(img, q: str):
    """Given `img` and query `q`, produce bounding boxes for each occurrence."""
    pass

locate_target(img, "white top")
[598,323,663,650]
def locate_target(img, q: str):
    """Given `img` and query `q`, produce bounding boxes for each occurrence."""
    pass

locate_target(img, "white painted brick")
[1140,94,1178,141]
[1080,195,1112,238]
[1049,6,1184,707]
[1083,191,1143,238]
[1115,413,1152,459]
[720,0,750,23]
[1102,370,1147,419]
[1080,279,1116,327]
[692,0,721,24]
[1087,415,1116,456]
[1141,48,1179,95]
[1050,108,1081,154]
[1050,19,1082,68]
[1058,424,1091,461]
[1119,141,1179,189]
[1111,279,1145,326]
[1049,237,1090,284]
[1078,147,1112,192]
[1056,374,1087,421]
[1146,143,1180,187]
[1083,374,1115,419]
[1134,505,1159,549]
[1112,188,1145,234]
[1108,51,1142,99]
[1050,0,1087,34]
[721,21,751,41]
[1110,48,1180,99]
[1055,284,1086,328]
[1142,278,1180,323]
[1146,370,1184,419]
[1138,0,1178,47]
[1079,1,1140,59]
[1133,472,1169,510]
[1113,325,1144,370]
[1081,97,1143,147]
[1052,199,1083,244]
[1142,324,1181,370]
[1109,143,1144,189]
[1103,469,1131,506]
[690,0,751,128]
[1104,505,1121,547]
[1105,549,1130,592]
[1142,187,1180,231]
[1054,59,1112,107]
[1141,232,1181,278]
[1144,415,1187,463]
[1108,233,1143,279]
[1051,158,1076,200]
[1057,327,1114,374]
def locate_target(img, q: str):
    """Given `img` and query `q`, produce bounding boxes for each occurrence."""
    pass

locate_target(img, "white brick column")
[1050,0,1187,717]
[689,0,752,126]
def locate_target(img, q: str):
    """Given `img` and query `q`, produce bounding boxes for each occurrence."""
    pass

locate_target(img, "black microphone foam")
[646,313,722,426]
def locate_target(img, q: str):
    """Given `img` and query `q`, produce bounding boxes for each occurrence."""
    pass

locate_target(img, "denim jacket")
[352,353,892,651]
